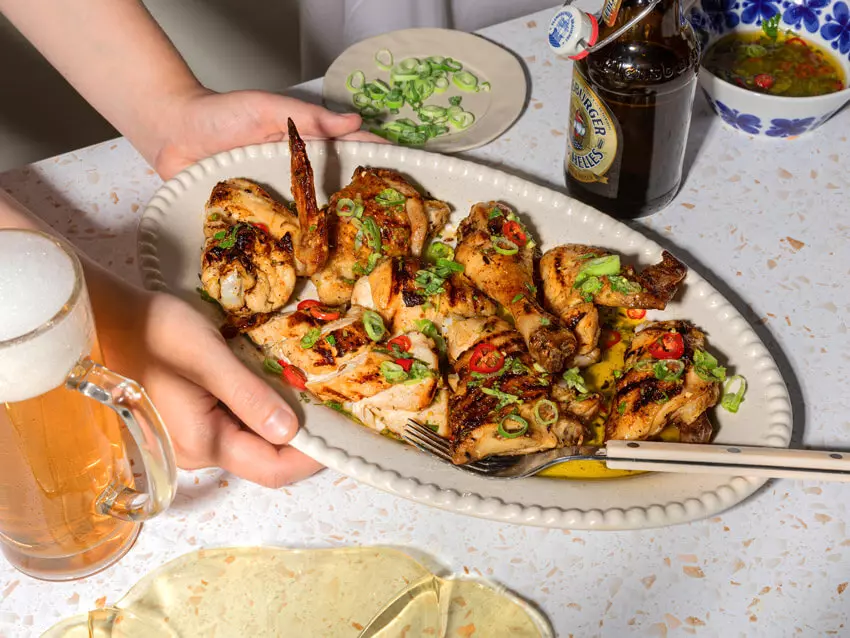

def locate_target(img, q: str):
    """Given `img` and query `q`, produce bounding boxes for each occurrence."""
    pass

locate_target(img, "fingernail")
[265,408,295,441]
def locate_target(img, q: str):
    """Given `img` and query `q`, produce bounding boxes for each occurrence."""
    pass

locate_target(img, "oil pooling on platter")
[547,0,699,219]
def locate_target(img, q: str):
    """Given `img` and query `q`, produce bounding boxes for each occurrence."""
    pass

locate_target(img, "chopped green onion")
[346,70,365,92]
[361,216,383,252]
[325,334,337,346]
[498,413,529,438]
[511,293,524,303]
[481,387,520,410]
[336,197,357,217]
[452,70,479,92]
[562,367,589,394]
[694,350,727,383]
[580,255,621,277]
[380,360,409,384]
[196,287,218,304]
[449,110,475,130]
[720,375,747,413]
[443,58,462,72]
[359,105,380,118]
[534,399,559,426]
[362,310,386,341]
[478,81,491,92]
[300,328,321,349]
[426,241,455,262]
[490,235,518,256]
[263,358,284,374]
[434,76,449,93]
[351,91,371,107]
[375,48,393,71]
[398,57,420,72]
[608,275,642,295]
[415,318,446,355]
[404,360,434,384]
[654,360,685,381]
[375,188,405,207]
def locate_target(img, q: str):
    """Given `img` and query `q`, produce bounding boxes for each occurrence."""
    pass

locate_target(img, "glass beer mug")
[0,229,177,580]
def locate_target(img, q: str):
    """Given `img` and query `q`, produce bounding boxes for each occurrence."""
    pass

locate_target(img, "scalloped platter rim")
[137,140,793,530]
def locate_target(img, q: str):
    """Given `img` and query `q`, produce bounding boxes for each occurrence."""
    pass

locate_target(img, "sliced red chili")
[252,222,270,234]
[296,299,341,321]
[754,74,774,90]
[469,342,505,374]
[600,329,621,349]
[796,63,816,79]
[787,37,808,48]
[388,335,412,353]
[394,357,414,372]
[279,361,307,390]
[648,332,685,360]
[502,220,527,246]
[626,309,647,320]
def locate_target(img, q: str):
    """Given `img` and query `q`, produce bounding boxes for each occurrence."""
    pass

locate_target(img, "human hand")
[89,273,323,487]
[150,89,381,180]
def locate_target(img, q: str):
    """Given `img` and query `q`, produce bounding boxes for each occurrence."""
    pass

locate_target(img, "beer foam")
[0,232,93,403]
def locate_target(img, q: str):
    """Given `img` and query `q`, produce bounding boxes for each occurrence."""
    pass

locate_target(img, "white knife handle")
[604,440,850,482]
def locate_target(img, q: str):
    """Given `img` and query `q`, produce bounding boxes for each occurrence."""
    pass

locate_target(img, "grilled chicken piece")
[288,118,329,275]
[455,202,576,373]
[604,320,720,442]
[350,255,497,335]
[540,245,688,367]
[445,316,587,464]
[312,167,450,305]
[201,179,299,316]
[247,305,443,437]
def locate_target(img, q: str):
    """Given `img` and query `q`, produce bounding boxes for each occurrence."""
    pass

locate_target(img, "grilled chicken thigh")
[311,167,450,305]
[604,320,721,443]
[350,255,496,335]
[540,244,687,367]
[445,316,588,464]
[201,179,299,316]
[455,202,576,373]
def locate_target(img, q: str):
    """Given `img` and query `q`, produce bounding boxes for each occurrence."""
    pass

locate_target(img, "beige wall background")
[0,0,302,172]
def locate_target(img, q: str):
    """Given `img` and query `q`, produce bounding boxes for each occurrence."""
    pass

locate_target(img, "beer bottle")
[548,1,700,219]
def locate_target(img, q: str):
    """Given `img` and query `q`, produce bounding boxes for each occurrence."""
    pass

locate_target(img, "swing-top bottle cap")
[547,5,599,60]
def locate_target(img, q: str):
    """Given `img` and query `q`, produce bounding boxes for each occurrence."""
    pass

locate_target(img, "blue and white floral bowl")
[690,0,850,137]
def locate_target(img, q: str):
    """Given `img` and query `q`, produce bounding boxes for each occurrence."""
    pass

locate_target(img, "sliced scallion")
[375,48,393,71]
[491,235,519,256]
[362,310,386,341]
[720,375,747,413]
[534,399,559,426]
[498,413,529,438]
[346,70,365,92]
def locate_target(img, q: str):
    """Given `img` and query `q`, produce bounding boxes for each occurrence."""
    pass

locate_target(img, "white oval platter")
[137,141,792,530]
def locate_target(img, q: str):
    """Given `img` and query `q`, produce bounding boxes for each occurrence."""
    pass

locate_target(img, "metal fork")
[402,420,606,479]
[403,420,850,481]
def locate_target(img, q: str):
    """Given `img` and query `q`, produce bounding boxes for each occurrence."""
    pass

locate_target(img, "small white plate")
[138,141,793,530]
[323,28,527,153]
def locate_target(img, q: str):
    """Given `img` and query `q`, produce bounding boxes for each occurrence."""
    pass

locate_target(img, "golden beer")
[0,230,176,580]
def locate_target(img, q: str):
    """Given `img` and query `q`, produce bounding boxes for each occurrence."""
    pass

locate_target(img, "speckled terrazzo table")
[2,7,849,637]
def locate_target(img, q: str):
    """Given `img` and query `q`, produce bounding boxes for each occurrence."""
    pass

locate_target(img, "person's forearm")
[0,0,204,167]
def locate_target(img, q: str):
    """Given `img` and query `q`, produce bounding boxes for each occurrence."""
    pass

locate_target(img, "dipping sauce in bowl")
[703,29,846,97]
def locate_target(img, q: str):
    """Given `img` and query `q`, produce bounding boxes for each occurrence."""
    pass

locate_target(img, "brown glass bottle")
[564,0,700,219]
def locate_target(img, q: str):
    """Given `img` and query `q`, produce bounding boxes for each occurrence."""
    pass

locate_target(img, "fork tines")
[403,420,516,473]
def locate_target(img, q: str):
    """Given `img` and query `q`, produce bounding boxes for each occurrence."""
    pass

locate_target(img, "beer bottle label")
[566,72,620,189]
[601,0,624,26]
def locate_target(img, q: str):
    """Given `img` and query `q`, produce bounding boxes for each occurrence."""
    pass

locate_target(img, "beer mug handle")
[65,358,178,521]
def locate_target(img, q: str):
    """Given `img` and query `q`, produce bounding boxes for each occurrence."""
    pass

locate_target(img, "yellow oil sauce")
[540,309,677,480]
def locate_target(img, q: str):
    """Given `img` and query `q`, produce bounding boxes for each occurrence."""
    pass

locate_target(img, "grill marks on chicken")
[201,179,298,317]
[350,255,497,334]
[604,320,720,443]
[311,168,450,305]
[445,317,588,464]
[455,202,576,373]
[288,118,329,275]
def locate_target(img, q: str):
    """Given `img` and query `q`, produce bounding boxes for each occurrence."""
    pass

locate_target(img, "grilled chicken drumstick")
[455,202,576,373]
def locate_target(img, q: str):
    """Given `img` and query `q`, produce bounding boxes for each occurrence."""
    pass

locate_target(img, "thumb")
[280,98,364,139]
[195,342,299,446]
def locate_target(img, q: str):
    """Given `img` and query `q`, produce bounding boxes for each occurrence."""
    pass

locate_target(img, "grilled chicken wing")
[540,245,687,367]
[288,118,329,275]
[201,179,299,316]
[350,255,496,334]
[455,202,576,373]
[445,316,587,464]
[311,167,450,306]
[604,320,720,442]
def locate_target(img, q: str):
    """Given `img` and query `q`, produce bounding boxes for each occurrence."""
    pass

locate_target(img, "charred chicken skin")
[288,117,329,275]
[445,316,589,464]
[311,167,450,305]
[604,320,721,443]
[455,202,576,373]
